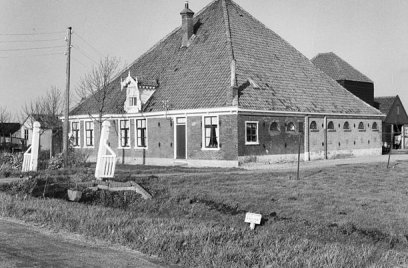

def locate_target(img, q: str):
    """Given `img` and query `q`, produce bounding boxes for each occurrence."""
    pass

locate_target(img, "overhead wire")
[73,32,104,57]
[0,38,62,43]
[0,52,64,59]
[0,31,66,36]
[0,45,66,52]
[73,45,98,64]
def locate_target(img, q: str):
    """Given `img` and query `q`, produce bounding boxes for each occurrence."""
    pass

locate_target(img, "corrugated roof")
[311,52,373,83]
[71,0,382,117]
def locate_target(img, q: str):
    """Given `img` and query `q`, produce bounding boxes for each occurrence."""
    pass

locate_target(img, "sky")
[1,0,408,121]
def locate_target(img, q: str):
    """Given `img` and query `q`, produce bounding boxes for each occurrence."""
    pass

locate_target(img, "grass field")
[1,161,408,267]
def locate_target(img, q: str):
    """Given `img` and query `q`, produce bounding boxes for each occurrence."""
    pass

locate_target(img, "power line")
[73,45,98,64]
[72,56,88,68]
[0,45,66,52]
[0,52,64,59]
[73,32,104,57]
[0,31,65,36]
[0,38,62,43]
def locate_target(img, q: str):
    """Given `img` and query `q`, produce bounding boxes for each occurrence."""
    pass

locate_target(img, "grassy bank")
[1,162,408,267]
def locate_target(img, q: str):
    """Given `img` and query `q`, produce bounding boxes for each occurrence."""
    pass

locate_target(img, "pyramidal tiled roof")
[71,0,382,116]
[311,52,373,83]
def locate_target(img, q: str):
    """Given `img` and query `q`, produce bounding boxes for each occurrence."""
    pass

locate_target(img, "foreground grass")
[2,161,408,267]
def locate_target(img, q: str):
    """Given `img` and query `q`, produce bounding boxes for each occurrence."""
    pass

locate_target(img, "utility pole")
[63,27,72,167]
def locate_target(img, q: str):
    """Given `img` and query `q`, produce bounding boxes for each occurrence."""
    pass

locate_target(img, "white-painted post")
[95,121,116,180]
[30,121,41,171]
[95,121,110,180]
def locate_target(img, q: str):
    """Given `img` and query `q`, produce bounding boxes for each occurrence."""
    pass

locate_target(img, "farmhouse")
[69,0,383,167]
[312,52,408,152]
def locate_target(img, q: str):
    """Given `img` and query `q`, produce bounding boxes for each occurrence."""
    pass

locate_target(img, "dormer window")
[121,71,157,113]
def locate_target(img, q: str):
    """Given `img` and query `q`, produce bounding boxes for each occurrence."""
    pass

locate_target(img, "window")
[343,122,350,130]
[310,121,317,130]
[358,122,365,130]
[136,119,147,148]
[328,121,334,130]
[71,122,80,147]
[286,122,295,132]
[203,116,219,148]
[245,121,258,144]
[372,122,378,130]
[119,120,130,148]
[85,121,94,147]
[24,129,29,140]
[129,97,137,107]
[270,122,279,132]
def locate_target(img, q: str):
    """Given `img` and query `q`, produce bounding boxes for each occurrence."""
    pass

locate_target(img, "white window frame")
[202,115,220,150]
[118,119,131,149]
[135,118,148,149]
[71,121,81,148]
[129,96,138,107]
[245,121,259,145]
[84,120,95,148]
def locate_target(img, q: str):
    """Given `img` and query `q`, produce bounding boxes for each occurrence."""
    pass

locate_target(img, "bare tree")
[76,56,121,130]
[21,86,63,157]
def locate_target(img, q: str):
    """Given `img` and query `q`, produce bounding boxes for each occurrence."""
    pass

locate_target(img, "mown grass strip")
[1,192,407,267]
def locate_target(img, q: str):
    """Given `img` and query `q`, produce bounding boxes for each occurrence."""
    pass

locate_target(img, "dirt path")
[0,217,168,268]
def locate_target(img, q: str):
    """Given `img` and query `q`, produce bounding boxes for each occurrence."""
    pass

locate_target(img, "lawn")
[1,161,408,267]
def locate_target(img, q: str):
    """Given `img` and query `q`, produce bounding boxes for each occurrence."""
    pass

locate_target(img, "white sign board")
[244,212,262,230]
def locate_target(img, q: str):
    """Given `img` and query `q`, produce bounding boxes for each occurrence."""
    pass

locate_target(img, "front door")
[176,118,186,159]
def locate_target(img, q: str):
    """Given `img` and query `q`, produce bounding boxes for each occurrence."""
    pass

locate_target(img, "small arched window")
[358,122,365,130]
[310,121,317,130]
[328,121,334,130]
[343,122,350,130]
[372,122,378,130]
[286,122,295,132]
[270,122,280,132]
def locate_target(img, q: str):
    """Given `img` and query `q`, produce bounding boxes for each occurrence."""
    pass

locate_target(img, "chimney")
[180,1,195,47]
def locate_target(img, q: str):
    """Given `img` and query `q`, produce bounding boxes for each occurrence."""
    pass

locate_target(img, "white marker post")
[22,121,41,172]
[245,212,262,230]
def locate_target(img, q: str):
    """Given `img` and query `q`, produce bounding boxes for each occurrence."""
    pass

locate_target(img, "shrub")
[48,150,89,170]
[0,152,23,177]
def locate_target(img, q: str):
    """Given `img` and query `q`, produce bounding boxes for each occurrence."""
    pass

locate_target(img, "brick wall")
[187,114,238,160]
[238,115,304,157]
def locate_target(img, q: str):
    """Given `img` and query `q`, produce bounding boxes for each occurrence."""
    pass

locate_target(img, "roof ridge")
[221,0,236,87]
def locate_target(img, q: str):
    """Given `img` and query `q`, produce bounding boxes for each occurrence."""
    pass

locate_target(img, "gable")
[381,96,408,124]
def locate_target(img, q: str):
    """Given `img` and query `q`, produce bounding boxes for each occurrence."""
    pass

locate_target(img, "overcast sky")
[1,0,407,120]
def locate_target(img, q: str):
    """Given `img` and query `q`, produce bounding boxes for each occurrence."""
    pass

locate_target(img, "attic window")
[343,121,350,130]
